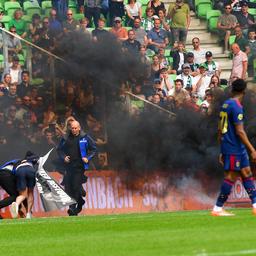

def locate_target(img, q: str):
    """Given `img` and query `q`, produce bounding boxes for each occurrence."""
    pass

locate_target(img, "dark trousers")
[0,170,18,209]
[109,1,124,26]
[85,7,101,28]
[64,166,85,211]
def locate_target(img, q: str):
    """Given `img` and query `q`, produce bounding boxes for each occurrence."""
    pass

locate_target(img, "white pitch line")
[196,249,256,256]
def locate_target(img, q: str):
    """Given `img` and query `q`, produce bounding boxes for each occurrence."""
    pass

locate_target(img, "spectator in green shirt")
[9,9,27,39]
[234,25,250,54]
[167,0,190,44]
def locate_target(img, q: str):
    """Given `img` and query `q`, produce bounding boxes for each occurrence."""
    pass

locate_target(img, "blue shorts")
[223,152,250,171]
[16,166,36,191]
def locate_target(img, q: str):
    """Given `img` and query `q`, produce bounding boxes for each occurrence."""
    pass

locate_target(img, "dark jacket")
[172,51,187,74]
[57,131,97,170]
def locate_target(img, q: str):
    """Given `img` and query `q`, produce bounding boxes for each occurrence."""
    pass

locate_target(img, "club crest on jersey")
[238,114,243,120]
[236,161,240,168]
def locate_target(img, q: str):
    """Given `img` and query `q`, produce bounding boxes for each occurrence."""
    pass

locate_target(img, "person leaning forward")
[57,120,97,216]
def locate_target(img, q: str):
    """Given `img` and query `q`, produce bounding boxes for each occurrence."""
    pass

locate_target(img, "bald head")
[70,120,81,136]
[231,43,240,54]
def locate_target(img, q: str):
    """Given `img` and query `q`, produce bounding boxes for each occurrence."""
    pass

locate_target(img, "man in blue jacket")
[0,159,19,218]
[57,120,97,216]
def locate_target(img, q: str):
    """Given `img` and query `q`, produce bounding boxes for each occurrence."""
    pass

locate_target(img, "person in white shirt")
[191,37,206,65]
[194,63,211,99]
[176,63,196,92]
[204,51,221,77]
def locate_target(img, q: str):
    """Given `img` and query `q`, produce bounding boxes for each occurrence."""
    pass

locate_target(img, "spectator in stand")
[191,37,206,65]
[63,9,80,34]
[150,54,162,80]
[3,55,22,84]
[84,0,102,28]
[109,0,125,26]
[200,89,213,114]
[110,17,128,41]
[157,47,169,68]
[28,14,42,41]
[159,67,174,96]
[234,26,250,54]
[230,43,248,82]
[194,63,212,100]
[147,78,167,103]
[147,18,169,53]
[43,104,57,127]
[209,74,221,89]
[139,44,151,66]
[125,0,142,27]
[77,0,85,13]
[176,63,196,92]
[141,7,155,32]
[49,9,62,37]
[186,52,199,77]
[52,0,68,21]
[247,30,256,76]
[158,8,171,42]
[217,3,238,54]
[122,29,141,54]
[92,18,109,41]
[167,0,190,44]
[17,71,31,98]
[132,17,148,45]
[172,41,187,75]
[37,17,55,51]
[6,26,22,57]
[236,1,255,37]
[1,84,18,108]
[172,78,190,107]
[0,74,12,91]
[204,51,221,78]
[147,0,165,16]
[9,9,27,39]
[78,18,90,34]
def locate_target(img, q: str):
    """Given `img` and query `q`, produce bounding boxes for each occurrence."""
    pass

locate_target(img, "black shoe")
[76,199,85,214]
[67,208,78,216]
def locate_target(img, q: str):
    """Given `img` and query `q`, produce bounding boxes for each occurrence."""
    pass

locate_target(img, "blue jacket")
[0,159,20,174]
[57,131,97,170]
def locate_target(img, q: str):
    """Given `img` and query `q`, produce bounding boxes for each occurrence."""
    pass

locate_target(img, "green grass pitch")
[1,209,256,256]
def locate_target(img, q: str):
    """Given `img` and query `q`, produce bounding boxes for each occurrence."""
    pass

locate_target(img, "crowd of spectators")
[0,0,255,169]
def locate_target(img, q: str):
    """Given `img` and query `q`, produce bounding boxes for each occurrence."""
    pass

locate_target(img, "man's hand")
[219,154,224,166]
[82,157,89,163]
[251,151,256,162]
[64,156,70,163]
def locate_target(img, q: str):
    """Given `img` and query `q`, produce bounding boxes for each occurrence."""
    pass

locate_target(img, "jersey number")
[219,111,228,134]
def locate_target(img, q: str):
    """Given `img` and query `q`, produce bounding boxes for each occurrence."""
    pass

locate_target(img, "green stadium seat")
[164,49,171,56]
[194,0,211,8]
[168,74,176,82]
[4,1,22,16]
[197,1,212,19]
[141,4,147,17]
[1,14,11,30]
[0,54,4,69]
[23,1,41,17]
[68,0,77,14]
[41,1,52,16]
[206,10,221,32]
[73,13,84,21]
[17,53,25,66]
[248,8,256,19]
[229,35,236,46]
[139,0,148,5]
